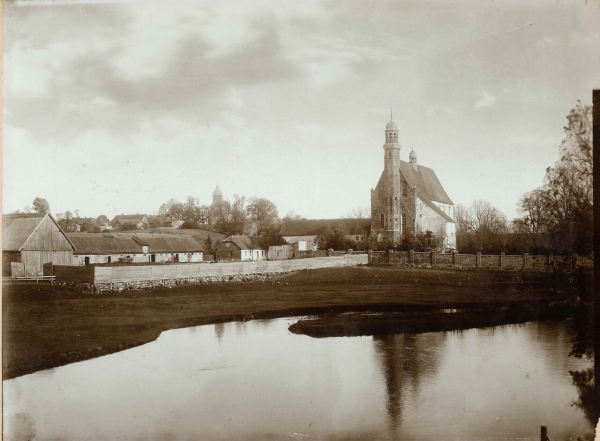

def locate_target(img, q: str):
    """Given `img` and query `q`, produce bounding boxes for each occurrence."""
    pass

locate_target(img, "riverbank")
[2,266,578,380]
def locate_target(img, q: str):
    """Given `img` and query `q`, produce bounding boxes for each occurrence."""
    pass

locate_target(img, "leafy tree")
[316,227,350,250]
[96,215,110,226]
[159,198,184,220]
[32,197,50,213]
[516,103,593,255]
[246,197,280,236]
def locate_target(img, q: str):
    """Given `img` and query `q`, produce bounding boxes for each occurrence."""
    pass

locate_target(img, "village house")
[280,218,372,248]
[58,217,97,233]
[67,233,204,265]
[371,117,457,250]
[214,235,266,262]
[110,214,149,231]
[2,212,75,277]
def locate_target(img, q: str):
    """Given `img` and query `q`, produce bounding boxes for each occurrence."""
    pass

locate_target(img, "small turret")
[409,148,417,170]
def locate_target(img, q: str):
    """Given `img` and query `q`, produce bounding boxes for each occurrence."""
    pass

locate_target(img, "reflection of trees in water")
[569,368,595,425]
[373,332,445,439]
[567,267,596,426]
[214,323,224,343]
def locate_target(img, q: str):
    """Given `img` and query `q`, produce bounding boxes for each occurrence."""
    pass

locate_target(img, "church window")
[380,213,384,227]
[402,214,406,234]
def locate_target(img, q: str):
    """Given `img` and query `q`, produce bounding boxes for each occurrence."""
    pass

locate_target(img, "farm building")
[67,233,204,265]
[215,235,266,262]
[110,214,149,231]
[58,217,97,233]
[2,212,75,277]
[280,218,372,245]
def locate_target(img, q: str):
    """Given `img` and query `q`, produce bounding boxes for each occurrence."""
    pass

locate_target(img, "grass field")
[2,266,574,380]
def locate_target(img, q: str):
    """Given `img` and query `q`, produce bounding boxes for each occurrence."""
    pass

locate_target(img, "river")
[3,318,593,440]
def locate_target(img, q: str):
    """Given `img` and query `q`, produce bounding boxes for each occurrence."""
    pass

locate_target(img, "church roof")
[400,161,453,205]
[398,161,455,223]
[280,218,372,237]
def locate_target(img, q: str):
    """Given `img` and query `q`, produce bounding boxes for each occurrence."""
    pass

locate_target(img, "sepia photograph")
[2,0,598,439]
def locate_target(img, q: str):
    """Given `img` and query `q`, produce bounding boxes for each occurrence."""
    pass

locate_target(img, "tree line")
[456,102,592,255]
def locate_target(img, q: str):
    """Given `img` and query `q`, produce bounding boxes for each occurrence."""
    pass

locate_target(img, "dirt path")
[2,266,570,380]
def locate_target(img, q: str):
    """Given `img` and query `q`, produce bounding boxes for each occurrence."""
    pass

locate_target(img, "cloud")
[3,5,300,143]
[475,92,497,109]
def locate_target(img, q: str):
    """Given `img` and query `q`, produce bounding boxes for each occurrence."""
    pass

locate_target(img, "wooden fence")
[54,253,369,285]
[368,249,581,271]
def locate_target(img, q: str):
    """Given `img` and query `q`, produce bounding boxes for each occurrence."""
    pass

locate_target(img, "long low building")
[67,233,204,265]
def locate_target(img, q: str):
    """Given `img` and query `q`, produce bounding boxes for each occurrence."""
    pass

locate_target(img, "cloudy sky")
[3,0,599,221]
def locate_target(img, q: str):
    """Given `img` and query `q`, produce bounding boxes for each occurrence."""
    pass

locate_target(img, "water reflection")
[214,322,224,342]
[2,319,593,441]
[373,332,444,439]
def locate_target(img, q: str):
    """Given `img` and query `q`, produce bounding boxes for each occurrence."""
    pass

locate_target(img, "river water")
[3,318,593,440]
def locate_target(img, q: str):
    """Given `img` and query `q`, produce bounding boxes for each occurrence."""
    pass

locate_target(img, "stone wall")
[54,254,369,292]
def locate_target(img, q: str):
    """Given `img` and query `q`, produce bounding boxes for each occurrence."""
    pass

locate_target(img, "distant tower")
[384,116,401,243]
[212,184,223,206]
[409,148,418,170]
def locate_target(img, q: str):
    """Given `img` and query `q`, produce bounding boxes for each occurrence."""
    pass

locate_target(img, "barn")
[215,235,266,262]
[2,212,75,277]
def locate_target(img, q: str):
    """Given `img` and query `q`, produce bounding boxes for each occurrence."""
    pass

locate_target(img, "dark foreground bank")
[2,266,580,380]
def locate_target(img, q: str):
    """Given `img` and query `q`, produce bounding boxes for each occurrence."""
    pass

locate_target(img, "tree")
[316,227,349,250]
[159,198,184,220]
[230,195,247,235]
[183,196,201,222]
[456,200,507,253]
[96,215,110,226]
[32,197,50,213]
[347,206,369,219]
[559,101,592,204]
[246,197,280,236]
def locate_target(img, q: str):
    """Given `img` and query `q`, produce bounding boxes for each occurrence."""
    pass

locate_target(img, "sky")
[2,0,599,221]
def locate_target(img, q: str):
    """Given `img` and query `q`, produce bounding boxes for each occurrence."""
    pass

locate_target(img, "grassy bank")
[2,266,574,380]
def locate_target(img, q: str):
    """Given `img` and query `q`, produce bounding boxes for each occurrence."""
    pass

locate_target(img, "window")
[401,214,407,235]
[380,213,384,227]
[226,243,230,248]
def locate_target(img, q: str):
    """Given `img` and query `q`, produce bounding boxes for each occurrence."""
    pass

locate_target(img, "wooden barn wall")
[21,250,73,276]
[22,216,73,251]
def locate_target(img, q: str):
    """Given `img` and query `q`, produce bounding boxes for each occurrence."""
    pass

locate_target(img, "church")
[370,117,457,251]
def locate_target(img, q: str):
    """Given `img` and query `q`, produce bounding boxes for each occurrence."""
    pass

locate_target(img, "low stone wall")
[54,254,369,292]
[368,250,581,272]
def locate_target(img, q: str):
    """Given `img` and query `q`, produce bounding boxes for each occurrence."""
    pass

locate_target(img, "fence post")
[328,248,333,257]
[500,252,505,270]
[388,249,393,265]
[452,251,457,267]
[430,251,435,266]
[523,253,528,270]
[548,253,553,271]
[476,252,481,269]
[540,426,548,441]
[409,250,415,265]
[572,253,578,268]
[368,249,372,264]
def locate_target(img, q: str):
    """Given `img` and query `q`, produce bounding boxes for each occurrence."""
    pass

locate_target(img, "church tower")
[212,184,223,206]
[384,117,401,243]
